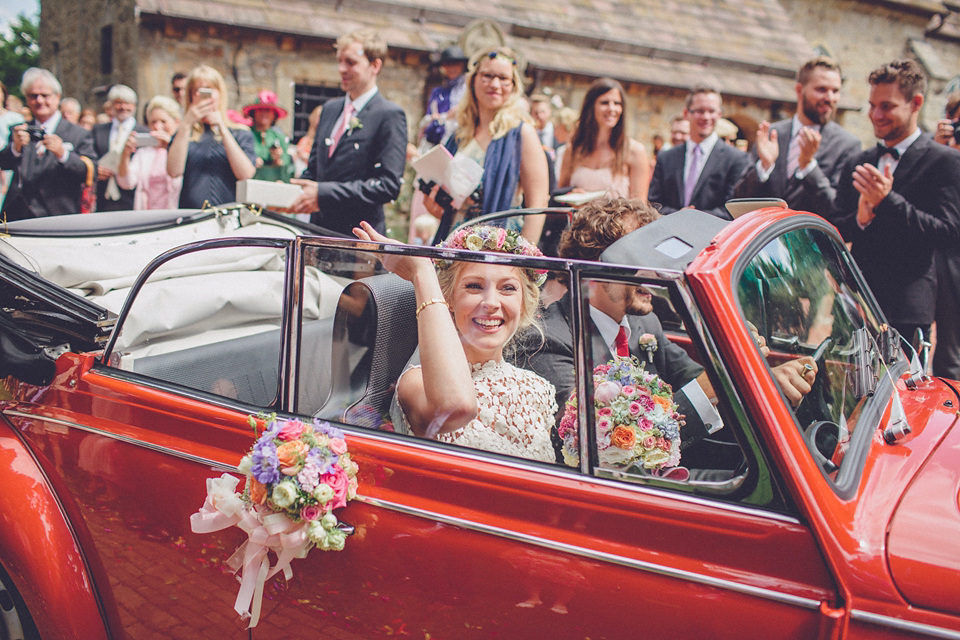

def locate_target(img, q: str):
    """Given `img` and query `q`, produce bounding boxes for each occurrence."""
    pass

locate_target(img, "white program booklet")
[411,145,484,209]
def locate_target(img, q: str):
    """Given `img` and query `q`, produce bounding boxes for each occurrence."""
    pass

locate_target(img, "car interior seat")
[315,273,418,429]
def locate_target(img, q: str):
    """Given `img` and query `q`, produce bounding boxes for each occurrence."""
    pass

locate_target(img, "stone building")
[38,0,960,148]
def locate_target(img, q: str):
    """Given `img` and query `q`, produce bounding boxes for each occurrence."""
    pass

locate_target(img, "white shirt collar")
[688,132,719,158]
[890,127,922,156]
[791,114,821,138]
[589,305,631,358]
[38,110,61,134]
[347,86,378,114]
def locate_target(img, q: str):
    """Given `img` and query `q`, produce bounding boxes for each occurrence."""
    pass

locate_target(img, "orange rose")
[611,426,636,450]
[276,440,309,475]
[248,477,267,505]
[653,395,672,410]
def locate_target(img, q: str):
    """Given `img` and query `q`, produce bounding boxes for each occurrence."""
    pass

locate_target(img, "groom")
[290,28,407,235]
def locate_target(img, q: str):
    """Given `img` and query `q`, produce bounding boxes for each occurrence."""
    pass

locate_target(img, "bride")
[353,222,557,462]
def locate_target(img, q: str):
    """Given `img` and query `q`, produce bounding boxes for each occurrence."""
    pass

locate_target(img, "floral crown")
[436,225,548,287]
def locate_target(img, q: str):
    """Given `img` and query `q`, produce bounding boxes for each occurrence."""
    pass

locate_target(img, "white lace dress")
[391,359,558,463]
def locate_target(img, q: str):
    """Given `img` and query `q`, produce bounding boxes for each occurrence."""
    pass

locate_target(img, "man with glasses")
[171,72,186,106]
[289,28,407,235]
[649,83,749,219]
[0,67,95,220]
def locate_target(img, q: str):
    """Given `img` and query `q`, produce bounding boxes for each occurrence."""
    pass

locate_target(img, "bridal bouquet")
[558,356,682,471]
[191,414,358,627]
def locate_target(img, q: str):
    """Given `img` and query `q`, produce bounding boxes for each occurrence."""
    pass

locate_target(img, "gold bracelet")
[416,298,449,319]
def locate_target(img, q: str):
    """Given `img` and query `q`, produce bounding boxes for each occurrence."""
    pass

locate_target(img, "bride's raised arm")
[353,222,477,437]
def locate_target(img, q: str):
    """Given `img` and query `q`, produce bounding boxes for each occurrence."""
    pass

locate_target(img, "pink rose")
[329,437,347,455]
[301,504,322,521]
[628,401,642,416]
[277,419,307,442]
[496,228,506,248]
[598,407,613,417]
[594,381,621,404]
[639,418,653,431]
[597,418,613,433]
[622,385,636,397]
[319,468,350,510]
[642,436,656,449]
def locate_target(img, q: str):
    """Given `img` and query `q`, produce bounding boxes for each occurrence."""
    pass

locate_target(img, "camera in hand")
[25,123,46,142]
[417,178,455,218]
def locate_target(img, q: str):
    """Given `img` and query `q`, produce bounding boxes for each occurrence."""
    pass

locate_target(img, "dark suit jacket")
[826,133,960,326]
[92,120,149,211]
[301,91,407,235]
[734,119,861,215]
[514,293,708,445]
[0,118,95,220]
[648,139,749,219]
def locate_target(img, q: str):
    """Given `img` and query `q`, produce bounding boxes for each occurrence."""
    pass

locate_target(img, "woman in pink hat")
[244,90,293,182]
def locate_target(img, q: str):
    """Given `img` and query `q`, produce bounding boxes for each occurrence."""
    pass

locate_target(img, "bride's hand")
[353,221,434,282]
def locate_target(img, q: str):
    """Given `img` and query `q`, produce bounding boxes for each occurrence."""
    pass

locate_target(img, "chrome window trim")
[851,610,960,639]
[356,493,823,611]
[4,407,802,526]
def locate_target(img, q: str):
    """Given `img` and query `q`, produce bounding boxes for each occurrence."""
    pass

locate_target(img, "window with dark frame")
[292,83,345,142]
[100,25,113,75]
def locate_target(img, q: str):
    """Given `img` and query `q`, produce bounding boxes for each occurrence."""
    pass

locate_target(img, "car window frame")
[728,215,908,499]
[567,260,795,513]
[99,235,297,412]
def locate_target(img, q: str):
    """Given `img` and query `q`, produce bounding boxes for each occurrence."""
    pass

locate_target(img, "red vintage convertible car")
[1,203,958,639]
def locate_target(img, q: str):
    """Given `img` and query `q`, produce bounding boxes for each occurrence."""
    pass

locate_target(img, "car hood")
[888,383,960,616]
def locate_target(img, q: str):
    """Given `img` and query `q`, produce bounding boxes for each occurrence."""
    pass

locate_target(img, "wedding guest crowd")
[4,45,960,380]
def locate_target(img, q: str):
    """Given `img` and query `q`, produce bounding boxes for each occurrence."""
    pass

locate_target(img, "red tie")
[614,326,630,357]
[328,102,353,158]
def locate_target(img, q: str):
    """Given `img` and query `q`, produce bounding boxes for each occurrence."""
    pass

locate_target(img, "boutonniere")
[637,333,658,363]
[347,116,363,135]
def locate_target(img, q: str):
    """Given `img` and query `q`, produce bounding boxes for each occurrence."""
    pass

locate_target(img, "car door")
[264,237,841,639]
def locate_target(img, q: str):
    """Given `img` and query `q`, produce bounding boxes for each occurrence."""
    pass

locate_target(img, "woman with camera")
[116,96,183,210]
[167,65,256,209]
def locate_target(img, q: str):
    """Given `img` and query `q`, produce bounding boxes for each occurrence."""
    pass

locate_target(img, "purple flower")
[251,439,281,485]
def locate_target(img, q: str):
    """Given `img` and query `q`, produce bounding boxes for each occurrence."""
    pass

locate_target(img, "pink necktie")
[683,144,701,207]
[328,103,353,158]
[614,326,630,357]
[786,128,803,177]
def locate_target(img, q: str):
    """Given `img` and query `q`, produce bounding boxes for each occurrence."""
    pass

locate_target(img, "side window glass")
[107,243,288,407]
[564,274,751,499]
[736,228,887,481]
[296,240,571,466]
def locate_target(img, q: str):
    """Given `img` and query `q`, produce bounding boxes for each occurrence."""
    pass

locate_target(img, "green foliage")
[0,13,40,100]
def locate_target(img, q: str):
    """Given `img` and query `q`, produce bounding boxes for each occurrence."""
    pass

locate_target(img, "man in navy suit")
[0,68,95,220]
[92,84,149,212]
[648,83,749,219]
[827,59,960,346]
[290,29,407,235]
[734,56,861,215]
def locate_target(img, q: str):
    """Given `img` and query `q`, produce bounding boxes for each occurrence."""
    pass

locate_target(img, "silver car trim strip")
[4,408,803,527]
[354,494,823,611]
[850,610,960,639]
[3,410,238,473]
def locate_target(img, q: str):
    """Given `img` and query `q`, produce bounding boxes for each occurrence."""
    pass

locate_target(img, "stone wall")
[39,0,139,109]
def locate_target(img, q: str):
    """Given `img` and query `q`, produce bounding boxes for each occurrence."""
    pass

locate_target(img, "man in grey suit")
[734,56,861,215]
[290,28,407,235]
[648,83,749,219]
[0,68,95,220]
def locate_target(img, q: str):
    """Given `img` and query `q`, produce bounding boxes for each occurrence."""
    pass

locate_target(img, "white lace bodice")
[393,359,558,463]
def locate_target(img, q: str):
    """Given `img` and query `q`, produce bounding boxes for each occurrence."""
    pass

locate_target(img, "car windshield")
[736,227,889,479]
